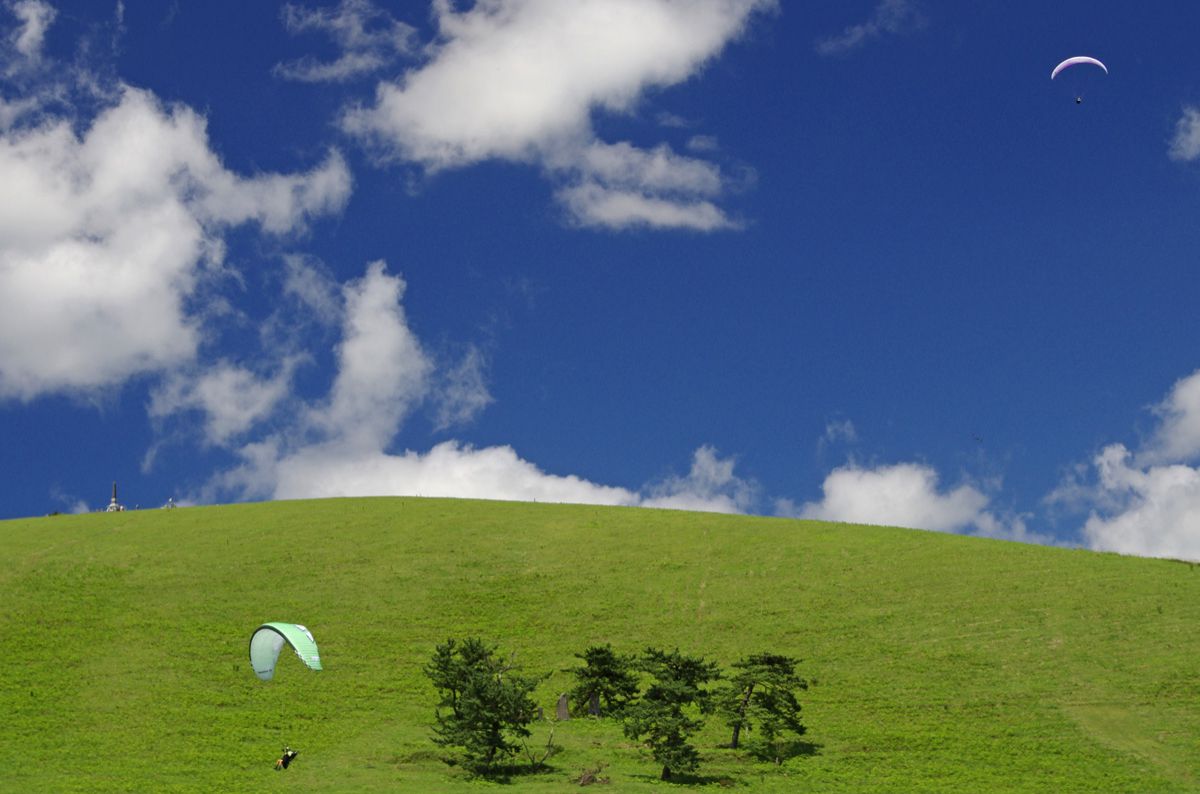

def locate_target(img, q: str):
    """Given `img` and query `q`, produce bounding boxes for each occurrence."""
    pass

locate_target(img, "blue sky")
[3,0,1200,560]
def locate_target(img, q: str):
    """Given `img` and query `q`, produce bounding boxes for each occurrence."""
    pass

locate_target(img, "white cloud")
[1049,369,1200,561]
[1079,444,1200,561]
[572,140,725,195]
[0,94,37,129]
[307,261,433,448]
[686,134,719,154]
[0,86,351,400]
[815,417,859,459]
[1141,369,1200,465]
[192,148,351,235]
[791,461,988,531]
[557,181,735,231]
[275,0,416,83]
[823,418,858,445]
[251,440,643,505]
[643,445,758,513]
[212,260,752,513]
[433,345,493,431]
[0,94,31,127]
[7,0,55,63]
[815,0,925,57]
[281,253,343,327]
[1168,106,1200,162]
[149,360,300,446]
[784,460,1037,545]
[553,139,738,229]
[341,0,775,230]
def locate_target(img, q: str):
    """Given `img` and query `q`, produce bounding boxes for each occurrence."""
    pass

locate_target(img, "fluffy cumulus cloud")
[249,440,643,505]
[307,261,433,447]
[789,461,987,531]
[0,86,351,399]
[782,460,1037,542]
[211,260,753,512]
[1141,369,1200,464]
[275,0,416,83]
[1058,370,1200,561]
[1168,106,1200,163]
[642,445,759,513]
[1077,445,1200,561]
[815,0,925,57]
[341,0,775,230]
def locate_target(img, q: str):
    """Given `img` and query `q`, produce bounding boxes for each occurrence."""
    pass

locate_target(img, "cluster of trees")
[425,638,809,781]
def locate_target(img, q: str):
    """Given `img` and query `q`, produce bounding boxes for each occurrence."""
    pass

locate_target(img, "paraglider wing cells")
[249,622,323,681]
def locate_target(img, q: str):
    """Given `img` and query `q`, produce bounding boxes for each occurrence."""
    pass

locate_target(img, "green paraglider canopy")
[249,622,322,681]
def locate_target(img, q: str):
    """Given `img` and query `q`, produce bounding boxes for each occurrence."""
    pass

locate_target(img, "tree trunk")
[661,765,671,781]
[730,683,755,749]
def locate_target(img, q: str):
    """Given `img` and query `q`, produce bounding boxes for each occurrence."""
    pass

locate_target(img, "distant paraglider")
[249,622,322,681]
[1051,56,1107,104]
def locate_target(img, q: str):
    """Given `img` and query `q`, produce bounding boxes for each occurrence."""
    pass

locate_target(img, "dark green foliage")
[719,653,808,763]
[425,637,541,775]
[622,647,721,781]
[568,644,639,717]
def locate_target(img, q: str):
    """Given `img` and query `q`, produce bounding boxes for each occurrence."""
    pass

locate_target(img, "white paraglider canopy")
[1051,56,1107,80]
[249,622,322,681]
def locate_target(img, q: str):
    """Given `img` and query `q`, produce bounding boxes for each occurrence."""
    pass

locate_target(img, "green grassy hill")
[2,498,1198,792]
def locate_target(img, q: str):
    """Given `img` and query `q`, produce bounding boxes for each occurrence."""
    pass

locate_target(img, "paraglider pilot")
[275,746,298,771]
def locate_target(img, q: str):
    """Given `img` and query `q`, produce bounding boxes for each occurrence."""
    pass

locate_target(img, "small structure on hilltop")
[106,481,124,513]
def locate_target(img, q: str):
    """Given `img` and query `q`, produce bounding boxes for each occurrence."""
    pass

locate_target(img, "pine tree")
[568,644,639,717]
[719,652,808,763]
[622,647,721,781]
[425,637,541,775]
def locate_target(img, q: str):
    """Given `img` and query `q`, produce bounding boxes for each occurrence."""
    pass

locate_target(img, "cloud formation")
[781,459,1037,543]
[0,86,351,399]
[643,445,759,513]
[1168,106,1200,162]
[275,0,416,83]
[6,0,55,64]
[1141,369,1200,465]
[1076,444,1200,561]
[815,0,924,57]
[1054,370,1200,561]
[210,260,753,513]
[789,461,987,531]
[341,0,775,230]
[432,345,494,432]
[150,360,300,447]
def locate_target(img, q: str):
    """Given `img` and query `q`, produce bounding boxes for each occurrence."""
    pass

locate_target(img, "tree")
[622,647,721,781]
[425,637,541,775]
[718,652,808,763]
[568,644,639,717]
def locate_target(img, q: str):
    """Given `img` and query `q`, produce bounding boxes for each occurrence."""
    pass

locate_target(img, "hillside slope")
[2,498,1198,792]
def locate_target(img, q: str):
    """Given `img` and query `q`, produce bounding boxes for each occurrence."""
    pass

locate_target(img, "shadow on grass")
[715,739,823,763]
[622,741,825,786]
[628,772,738,787]
[748,739,823,763]
[437,758,562,785]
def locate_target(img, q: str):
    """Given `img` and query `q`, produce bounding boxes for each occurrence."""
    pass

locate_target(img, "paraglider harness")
[274,746,299,771]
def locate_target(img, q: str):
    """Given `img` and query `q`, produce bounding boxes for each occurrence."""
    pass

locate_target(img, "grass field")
[2,497,1198,792]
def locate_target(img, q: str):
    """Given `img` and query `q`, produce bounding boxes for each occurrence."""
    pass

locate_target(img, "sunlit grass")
[2,497,1198,791]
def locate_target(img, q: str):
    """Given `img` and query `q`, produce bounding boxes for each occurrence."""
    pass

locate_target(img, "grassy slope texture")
[2,498,1198,792]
